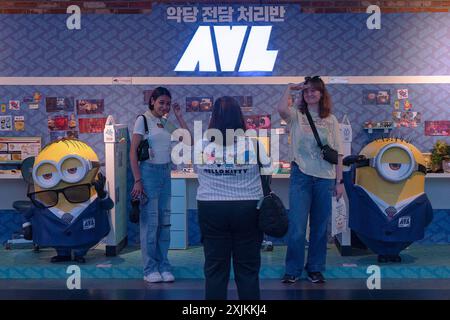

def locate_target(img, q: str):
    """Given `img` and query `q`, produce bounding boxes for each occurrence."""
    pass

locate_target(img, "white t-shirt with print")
[194,139,264,201]
[286,108,343,179]
[133,110,177,164]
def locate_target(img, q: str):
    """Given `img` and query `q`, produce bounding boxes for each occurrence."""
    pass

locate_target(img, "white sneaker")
[144,272,163,283]
[161,271,175,282]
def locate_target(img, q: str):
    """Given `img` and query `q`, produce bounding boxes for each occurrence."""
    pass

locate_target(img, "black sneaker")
[389,255,402,263]
[307,272,326,283]
[377,255,390,263]
[50,255,71,263]
[281,274,298,283]
[73,256,86,264]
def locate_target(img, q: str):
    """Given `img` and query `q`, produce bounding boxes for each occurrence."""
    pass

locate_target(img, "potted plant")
[430,140,450,173]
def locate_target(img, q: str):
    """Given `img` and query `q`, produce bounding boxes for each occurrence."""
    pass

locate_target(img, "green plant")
[431,140,450,171]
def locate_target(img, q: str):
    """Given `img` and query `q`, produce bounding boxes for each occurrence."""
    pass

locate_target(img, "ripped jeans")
[139,162,172,276]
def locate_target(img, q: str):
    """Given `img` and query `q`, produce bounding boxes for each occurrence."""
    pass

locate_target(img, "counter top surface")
[171,172,450,179]
[2,171,450,180]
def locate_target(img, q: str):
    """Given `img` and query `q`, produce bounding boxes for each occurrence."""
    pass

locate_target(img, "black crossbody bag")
[304,108,339,165]
[136,114,150,161]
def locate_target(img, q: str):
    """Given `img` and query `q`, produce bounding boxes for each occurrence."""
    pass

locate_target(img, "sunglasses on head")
[304,76,321,82]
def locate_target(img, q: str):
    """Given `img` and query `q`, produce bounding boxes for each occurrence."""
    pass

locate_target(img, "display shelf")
[425,173,450,178]
[0,173,23,179]
[0,160,22,165]
[363,127,394,134]
[170,171,291,179]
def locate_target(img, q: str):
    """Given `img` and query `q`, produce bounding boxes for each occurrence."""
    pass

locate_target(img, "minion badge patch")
[83,218,96,230]
[398,216,411,228]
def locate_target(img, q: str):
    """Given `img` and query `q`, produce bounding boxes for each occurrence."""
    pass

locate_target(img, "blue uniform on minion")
[343,139,433,262]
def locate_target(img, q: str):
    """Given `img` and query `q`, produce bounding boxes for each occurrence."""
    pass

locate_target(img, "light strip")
[0,76,449,85]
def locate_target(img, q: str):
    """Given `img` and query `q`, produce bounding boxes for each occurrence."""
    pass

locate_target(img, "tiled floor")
[1,244,450,300]
[1,244,449,279]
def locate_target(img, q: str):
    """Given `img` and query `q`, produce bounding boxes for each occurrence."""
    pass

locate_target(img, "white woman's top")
[133,110,177,164]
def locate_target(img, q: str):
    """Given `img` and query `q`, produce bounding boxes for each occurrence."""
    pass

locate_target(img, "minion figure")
[21,138,113,263]
[343,138,433,263]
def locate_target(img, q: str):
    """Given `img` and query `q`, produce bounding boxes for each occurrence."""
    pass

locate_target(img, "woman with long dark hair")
[195,96,264,300]
[130,86,188,283]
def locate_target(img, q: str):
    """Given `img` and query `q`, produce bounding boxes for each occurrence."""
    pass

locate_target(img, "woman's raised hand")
[173,102,182,118]
[288,83,306,91]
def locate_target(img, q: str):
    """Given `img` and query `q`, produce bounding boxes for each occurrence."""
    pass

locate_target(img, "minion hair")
[40,138,90,153]
[369,135,412,145]
[390,136,410,144]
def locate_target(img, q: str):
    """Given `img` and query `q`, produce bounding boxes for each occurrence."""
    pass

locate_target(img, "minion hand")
[23,225,32,240]
[93,172,107,199]
[343,155,366,166]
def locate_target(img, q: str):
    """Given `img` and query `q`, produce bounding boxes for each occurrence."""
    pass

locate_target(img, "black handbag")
[136,115,150,161]
[304,108,338,165]
[256,143,289,238]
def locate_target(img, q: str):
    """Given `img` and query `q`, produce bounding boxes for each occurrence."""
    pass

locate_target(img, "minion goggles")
[32,154,101,189]
[355,143,426,183]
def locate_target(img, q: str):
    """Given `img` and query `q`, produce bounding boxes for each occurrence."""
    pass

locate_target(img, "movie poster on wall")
[23,92,42,110]
[0,115,12,131]
[46,97,75,112]
[409,112,421,128]
[362,90,391,105]
[362,90,377,105]
[9,100,20,111]
[67,113,77,130]
[76,99,105,115]
[14,116,25,131]
[48,114,69,131]
[186,97,213,112]
[397,89,408,100]
[233,96,253,112]
[244,115,271,130]
[425,121,450,136]
[78,117,108,134]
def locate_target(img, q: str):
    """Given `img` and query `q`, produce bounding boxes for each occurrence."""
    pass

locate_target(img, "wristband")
[135,179,142,184]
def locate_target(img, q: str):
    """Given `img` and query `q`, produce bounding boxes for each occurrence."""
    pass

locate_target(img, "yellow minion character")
[22,138,113,263]
[343,138,433,263]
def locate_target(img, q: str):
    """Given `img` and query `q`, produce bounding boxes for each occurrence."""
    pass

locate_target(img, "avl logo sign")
[175,26,278,72]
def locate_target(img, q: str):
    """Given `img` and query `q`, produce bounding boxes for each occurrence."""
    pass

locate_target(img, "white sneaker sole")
[144,276,163,283]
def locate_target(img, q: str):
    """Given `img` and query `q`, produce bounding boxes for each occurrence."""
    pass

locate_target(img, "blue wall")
[1,10,449,76]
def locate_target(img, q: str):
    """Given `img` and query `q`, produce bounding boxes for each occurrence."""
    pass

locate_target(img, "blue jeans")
[285,162,334,276]
[139,162,172,276]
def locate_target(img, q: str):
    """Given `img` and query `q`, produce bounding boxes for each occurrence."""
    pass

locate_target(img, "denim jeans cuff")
[285,268,303,277]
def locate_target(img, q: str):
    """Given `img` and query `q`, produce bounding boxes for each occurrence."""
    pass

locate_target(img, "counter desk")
[169,172,450,249]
